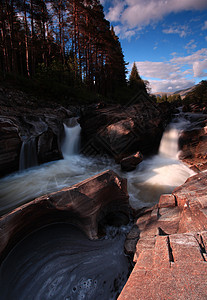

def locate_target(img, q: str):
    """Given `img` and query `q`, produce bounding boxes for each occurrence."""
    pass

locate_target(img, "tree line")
[0,0,128,97]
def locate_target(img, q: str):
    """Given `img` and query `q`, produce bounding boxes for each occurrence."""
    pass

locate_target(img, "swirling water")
[0,224,130,300]
[0,113,195,299]
[0,113,194,215]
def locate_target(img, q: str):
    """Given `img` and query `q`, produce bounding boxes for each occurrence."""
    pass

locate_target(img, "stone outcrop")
[179,112,207,172]
[120,172,207,300]
[0,118,22,175]
[0,86,74,177]
[79,92,173,162]
[120,151,143,172]
[0,170,129,263]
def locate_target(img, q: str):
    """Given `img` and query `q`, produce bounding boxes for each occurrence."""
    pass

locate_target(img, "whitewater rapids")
[0,113,194,214]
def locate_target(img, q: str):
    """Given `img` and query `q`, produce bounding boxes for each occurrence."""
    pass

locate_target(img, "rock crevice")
[120,172,207,300]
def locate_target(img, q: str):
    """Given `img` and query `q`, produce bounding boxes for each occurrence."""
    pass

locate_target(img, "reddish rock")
[158,194,176,208]
[119,232,207,300]
[179,117,207,172]
[0,170,129,262]
[120,172,207,300]
[120,151,143,171]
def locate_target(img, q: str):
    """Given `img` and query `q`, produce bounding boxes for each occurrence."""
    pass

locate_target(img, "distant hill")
[173,85,196,99]
[153,85,196,100]
[153,92,173,98]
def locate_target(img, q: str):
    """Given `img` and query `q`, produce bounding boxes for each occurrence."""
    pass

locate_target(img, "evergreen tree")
[0,0,128,98]
[129,62,146,91]
[185,80,207,104]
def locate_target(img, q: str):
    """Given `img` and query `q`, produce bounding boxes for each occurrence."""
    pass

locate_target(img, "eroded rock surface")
[179,111,207,172]
[0,170,129,262]
[0,86,74,176]
[121,172,207,300]
[79,93,172,162]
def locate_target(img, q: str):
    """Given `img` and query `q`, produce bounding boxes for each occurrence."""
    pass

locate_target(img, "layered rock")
[179,112,207,172]
[120,172,207,300]
[0,86,74,176]
[0,118,22,175]
[79,92,172,162]
[0,170,129,262]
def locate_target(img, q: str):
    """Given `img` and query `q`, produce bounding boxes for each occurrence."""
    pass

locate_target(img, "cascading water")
[61,118,81,157]
[0,113,194,214]
[127,113,195,209]
[0,113,196,299]
[19,137,38,170]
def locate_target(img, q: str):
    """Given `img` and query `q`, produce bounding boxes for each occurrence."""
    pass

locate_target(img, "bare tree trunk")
[24,0,30,77]
[0,14,9,75]
[30,0,35,75]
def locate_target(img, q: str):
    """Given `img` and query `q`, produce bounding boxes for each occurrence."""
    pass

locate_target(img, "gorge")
[0,86,207,299]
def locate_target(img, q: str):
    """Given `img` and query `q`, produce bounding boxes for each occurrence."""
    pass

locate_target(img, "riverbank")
[0,84,207,299]
[119,171,207,300]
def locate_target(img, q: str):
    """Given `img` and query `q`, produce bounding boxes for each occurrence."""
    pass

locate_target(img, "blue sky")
[101,0,207,93]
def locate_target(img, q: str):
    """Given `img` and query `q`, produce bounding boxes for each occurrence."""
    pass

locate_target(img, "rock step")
[121,172,207,299]
[119,231,207,300]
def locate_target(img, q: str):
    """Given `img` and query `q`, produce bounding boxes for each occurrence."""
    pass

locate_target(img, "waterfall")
[19,137,38,171]
[127,114,194,209]
[61,118,81,158]
[1,112,194,215]
[159,115,191,159]
[159,127,179,158]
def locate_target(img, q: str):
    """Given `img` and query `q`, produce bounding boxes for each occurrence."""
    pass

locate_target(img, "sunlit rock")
[0,170,129,262]
[120,172,207,300]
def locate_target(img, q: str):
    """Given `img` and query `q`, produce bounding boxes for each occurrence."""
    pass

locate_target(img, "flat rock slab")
[121,172,207,299]
[119,232,207,300]
[0,170,129,263]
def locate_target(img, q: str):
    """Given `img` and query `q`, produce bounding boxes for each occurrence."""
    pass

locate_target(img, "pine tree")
[0,0,128,99]
[129,62,146,91]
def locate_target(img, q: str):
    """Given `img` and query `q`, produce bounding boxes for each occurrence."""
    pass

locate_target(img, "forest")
[0,0,134,101]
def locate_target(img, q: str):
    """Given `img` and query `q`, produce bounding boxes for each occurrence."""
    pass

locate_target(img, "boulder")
[0,170,129,263]
[120,172,207,300]
[79,92,172,161]
[120,151,143,171]
[178,116,207,172]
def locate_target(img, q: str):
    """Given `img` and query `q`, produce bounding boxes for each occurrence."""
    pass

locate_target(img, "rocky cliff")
[79,92,173,162]
[179,107,207,172]
[0,86,74,176]
[0,87,173,177]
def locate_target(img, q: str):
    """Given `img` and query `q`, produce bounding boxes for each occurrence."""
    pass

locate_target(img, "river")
[0,111,194,215]
[0,110,195,300]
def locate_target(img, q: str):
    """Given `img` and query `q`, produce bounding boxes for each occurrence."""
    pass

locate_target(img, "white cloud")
[106,2,125,22]
[202,20,207,30]
[106,0,207,29]
[135,61,180,79]
[150,79,195,93]
[114,25,136,39]
[171,48,207,78]
[133,48,207,92]
[163,25,189,38]
[185,39,197,51]
[193,60,207,77]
